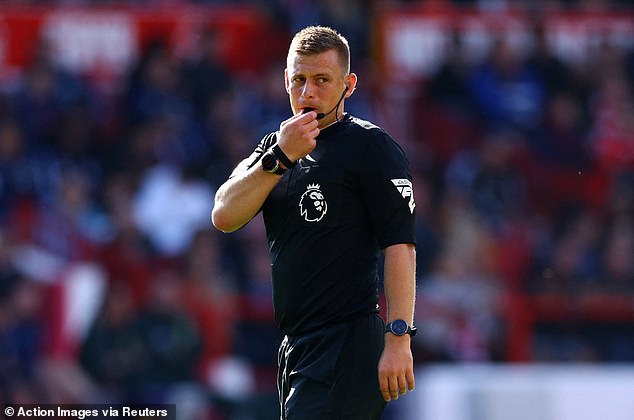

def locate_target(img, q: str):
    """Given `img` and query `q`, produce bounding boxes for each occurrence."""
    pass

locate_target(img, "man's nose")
[301,81,316,98]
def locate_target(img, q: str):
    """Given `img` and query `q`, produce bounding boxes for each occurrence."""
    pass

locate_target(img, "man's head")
[285,26,357,126]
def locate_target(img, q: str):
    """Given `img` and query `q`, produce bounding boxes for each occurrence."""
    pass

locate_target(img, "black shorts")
[277,314,387,420]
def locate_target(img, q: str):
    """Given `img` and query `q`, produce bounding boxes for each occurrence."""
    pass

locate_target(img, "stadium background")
[0,0,632,419]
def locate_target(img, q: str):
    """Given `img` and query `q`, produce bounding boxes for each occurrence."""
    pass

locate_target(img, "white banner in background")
[393,365,634,420]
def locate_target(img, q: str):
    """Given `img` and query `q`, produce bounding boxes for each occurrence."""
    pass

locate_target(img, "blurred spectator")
[527,204,603,295]
[51,101,104,192]
[124,39,176,125]
[445,127,527,232]
[419,31,482,164]
[590,47,634,172]
[525,20,581,100]
[532,92,592,171]
[181,27,233,122]
[468,37,545,133]
[10,37,88,153]
[596,217,634,294]
[427,31,475,114]
[98,171,155,307]
[187,89,244,187]
[16,168,110,262]
[0,119,38,218]
[80,283,146,402]
[123,38,195,173]
[134,267,203,401]
[606,170,634,220]
[0,273,42,395]
[181,229,238,373]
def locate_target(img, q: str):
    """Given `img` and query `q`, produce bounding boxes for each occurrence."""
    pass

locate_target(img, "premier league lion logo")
[299,183,328,222]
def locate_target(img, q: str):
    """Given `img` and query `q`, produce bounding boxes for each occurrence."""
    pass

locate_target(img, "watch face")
[261,152,279,172]
[390,319,408,335]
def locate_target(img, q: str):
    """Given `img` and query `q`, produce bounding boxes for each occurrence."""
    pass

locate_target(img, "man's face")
[285,49,349,128]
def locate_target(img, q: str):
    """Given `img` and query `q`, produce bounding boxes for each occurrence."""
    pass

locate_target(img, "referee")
[212,25,416,420]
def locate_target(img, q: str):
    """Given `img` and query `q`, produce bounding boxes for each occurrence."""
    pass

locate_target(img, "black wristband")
[272,144,297,168]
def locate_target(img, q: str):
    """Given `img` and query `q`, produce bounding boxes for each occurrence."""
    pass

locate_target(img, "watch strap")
[272,144,296,168]
[272,165,286,175]
[409,326,417,337]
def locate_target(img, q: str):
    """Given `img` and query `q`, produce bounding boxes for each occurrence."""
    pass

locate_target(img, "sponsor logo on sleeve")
[391,179,415,214]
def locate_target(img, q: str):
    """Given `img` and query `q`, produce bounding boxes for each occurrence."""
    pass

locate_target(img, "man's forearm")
[211,163,281,232]
[383,243,416,324]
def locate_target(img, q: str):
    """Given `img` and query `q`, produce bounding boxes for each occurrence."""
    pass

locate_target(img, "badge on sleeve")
[391,179,415,214]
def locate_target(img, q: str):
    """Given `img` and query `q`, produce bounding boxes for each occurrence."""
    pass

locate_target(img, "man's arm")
[211,111,320,233]
[378,242,416,402]
[211,160,282,232]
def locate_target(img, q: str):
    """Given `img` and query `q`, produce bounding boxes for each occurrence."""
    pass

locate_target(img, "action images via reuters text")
[3,405,173,419]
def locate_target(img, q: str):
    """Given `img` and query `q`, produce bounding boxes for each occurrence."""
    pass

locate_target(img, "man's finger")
[379,374,390,401]
[398,374,408,395]
[388,376,399,400]
[407,369,415,391]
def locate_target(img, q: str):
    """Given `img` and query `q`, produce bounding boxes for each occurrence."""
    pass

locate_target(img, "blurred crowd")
[408,25,634,364]
[0,0,633,419]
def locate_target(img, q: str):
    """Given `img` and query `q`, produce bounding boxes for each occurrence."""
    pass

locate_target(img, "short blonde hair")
[288,26,350,74]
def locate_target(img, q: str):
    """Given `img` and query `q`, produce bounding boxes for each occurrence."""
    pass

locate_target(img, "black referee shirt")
[246,114,416,336]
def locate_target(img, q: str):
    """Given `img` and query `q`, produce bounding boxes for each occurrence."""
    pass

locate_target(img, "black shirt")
[246,114,416,336]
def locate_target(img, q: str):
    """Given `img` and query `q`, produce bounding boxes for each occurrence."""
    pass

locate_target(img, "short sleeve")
[357,131,416,249]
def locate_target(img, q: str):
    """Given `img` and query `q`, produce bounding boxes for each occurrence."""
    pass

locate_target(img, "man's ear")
[284,69,291,94]
[344,73,358,97]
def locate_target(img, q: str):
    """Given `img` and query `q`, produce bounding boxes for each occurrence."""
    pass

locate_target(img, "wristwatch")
[385,319,417,337]
[261,150,286,175]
